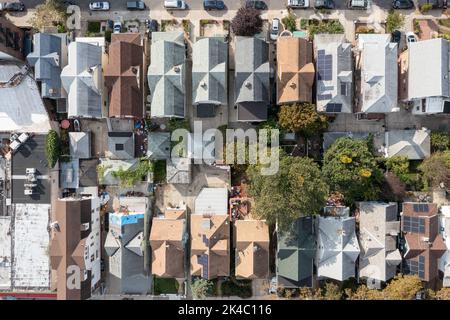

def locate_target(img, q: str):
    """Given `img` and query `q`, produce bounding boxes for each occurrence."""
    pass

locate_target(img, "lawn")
[87,21,101,33]
[154,277,179,295]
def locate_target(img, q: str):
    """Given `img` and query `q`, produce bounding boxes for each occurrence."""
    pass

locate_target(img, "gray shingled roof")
[61,41,103,118]
[147,32,185,118]
[277,217,316,288]
[147,132,171,160]
[166,157,191,184]
[69,132,91,159]
[359,34,398,113]
[192,37,227,106]
[314,34,353,113]
[234,37,270,121]
[385,129,430,160]
[60,159,79,189]
[106,132,134,160]
[27,33,65,99]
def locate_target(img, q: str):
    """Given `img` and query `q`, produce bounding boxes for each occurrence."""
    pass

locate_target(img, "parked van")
[348,0,368,9]
[127,1,145,10]
[164,0,188,9]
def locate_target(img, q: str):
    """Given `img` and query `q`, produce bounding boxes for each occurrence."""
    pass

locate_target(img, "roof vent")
[245,81,252,89]
[290,82,296,88]
[174,66,181,73]
[200,81,207,88]
[131,67,138,74]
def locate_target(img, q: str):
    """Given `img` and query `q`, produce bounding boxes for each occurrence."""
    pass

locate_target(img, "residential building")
[69,132,91,159]
[60,159,79,189]
[97,158,139,185]
[277,217,315,288]
[61,39,103,118]
[49,197,101,300]
[166,157,191,184]
[234,36,270,122]
[401,202,446,288]
[439,206,450,287]
[192,37,227,118]
[358,202,402,286]
[408,38,450,115]
[106,132,135,160]
[384,129,430,160]
[316,207,360,281]
[147,32,186,118]
[150,205,187,279]
[357,34,398,113]
[190,188,230,279]
[104,33,144,118]
[314,34,352,113]
[0,16,26,61]
[27,33,68,99]
[104,197,151,294]
[234,219,269,279]
[147,132,171,160]
[277,36,314,105]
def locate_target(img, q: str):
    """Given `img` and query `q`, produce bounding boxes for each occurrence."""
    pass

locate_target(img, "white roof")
[360,35,398,113]
[194,187,228,215]
[439,206,450,286]
[0,216,11,289]
[408,38,449,100]
[385,129,430,160]
[0,63,51,133]
[12,203,51,289]
[316,215,360,281]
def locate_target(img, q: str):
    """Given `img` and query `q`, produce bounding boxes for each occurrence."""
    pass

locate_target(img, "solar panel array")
[197,254,209,279]
[317,94,332,101]
[317,50,333,81]
[325,103,342,113]
[403,216,425,234]
[404,256,425,279]
[413,203,429,213]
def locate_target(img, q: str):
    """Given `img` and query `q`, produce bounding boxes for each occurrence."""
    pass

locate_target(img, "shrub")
[231,7,263,36]
[191,278,214,299]
[420,3,433,13]
[431,131,450,152]
[307,20,344,39]
[87,21,101,33]
[386,10,404,33]
[45,130,61,168]
[282,14,297,32]
[385,156,410,183]
[111,159,153,187]
[356,26,375,33]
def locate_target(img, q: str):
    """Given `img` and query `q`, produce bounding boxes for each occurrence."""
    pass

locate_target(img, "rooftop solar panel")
[403,216,425,234]
[317,50,333,81]
[326,103,342,113]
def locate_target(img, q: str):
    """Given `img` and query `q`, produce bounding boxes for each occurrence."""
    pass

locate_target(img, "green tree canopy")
[385,155,410,184]
[278,103,328,137]
[45,129,61,168]
[431,131,450,152]
[383,274,423,300]
[322,137,383,204]
[191,278,214,300]
[246,153,328,232]
[419,151,450,189]
[386,10,404,33]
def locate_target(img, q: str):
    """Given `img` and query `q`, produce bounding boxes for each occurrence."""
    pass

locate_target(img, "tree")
[386,10,404,33]
[191,278,214,300]
[45,130,61,168]
[431,131,450,152]
[322,137,383,205]
[322,282,342,300]
[385,156,410,183]
[28,0,67,32]
[380,172,406,202]
[419,151,450,189]
[345,285,384,300]
[282,14,297,32]
[231,7,263,36]
[434,287,450,300]
[383,274,423,300]
[246,154,328,232]
[278,103,328,137]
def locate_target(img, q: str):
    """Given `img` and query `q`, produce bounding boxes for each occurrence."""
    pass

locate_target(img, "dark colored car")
[146,19,159,32]
[391,30,401,43]
[245,0,268,10]
[203,0,225,10]
[392,0,414,9]
[315,0,335,9]
[0,2,25,11]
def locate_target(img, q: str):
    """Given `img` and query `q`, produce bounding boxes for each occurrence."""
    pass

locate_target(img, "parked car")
[164,0,188,10]
[392,0,414,9]
[113,21,122,34]
[127,1,146,10]
[203,0,225,10]
[314,0,335,9]
[0,2,25,11]
[348,0,368,9]
[406,31,417,47]
[245,0,268,10]
[287,0,310,8]
[270,18,280,41]
[89,1,110,11]
[391,30,401,43]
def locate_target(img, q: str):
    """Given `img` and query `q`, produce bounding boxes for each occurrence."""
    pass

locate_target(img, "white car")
[406,32,417,48]
[270,18,280,41]
[113,22,122,34]
[287,0,310,8]
[89,1,110,11]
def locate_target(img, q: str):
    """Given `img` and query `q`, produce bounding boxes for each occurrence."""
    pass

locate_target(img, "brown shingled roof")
[276,37,315,105]
[104,33,144,118]
[401,202,446,287]
[234,220,269,279]
[150,217,186,279]
[190,214,230,279]
[50,199,92,300]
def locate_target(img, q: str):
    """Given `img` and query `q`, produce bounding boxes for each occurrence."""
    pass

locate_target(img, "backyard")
[153,277,180,295]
